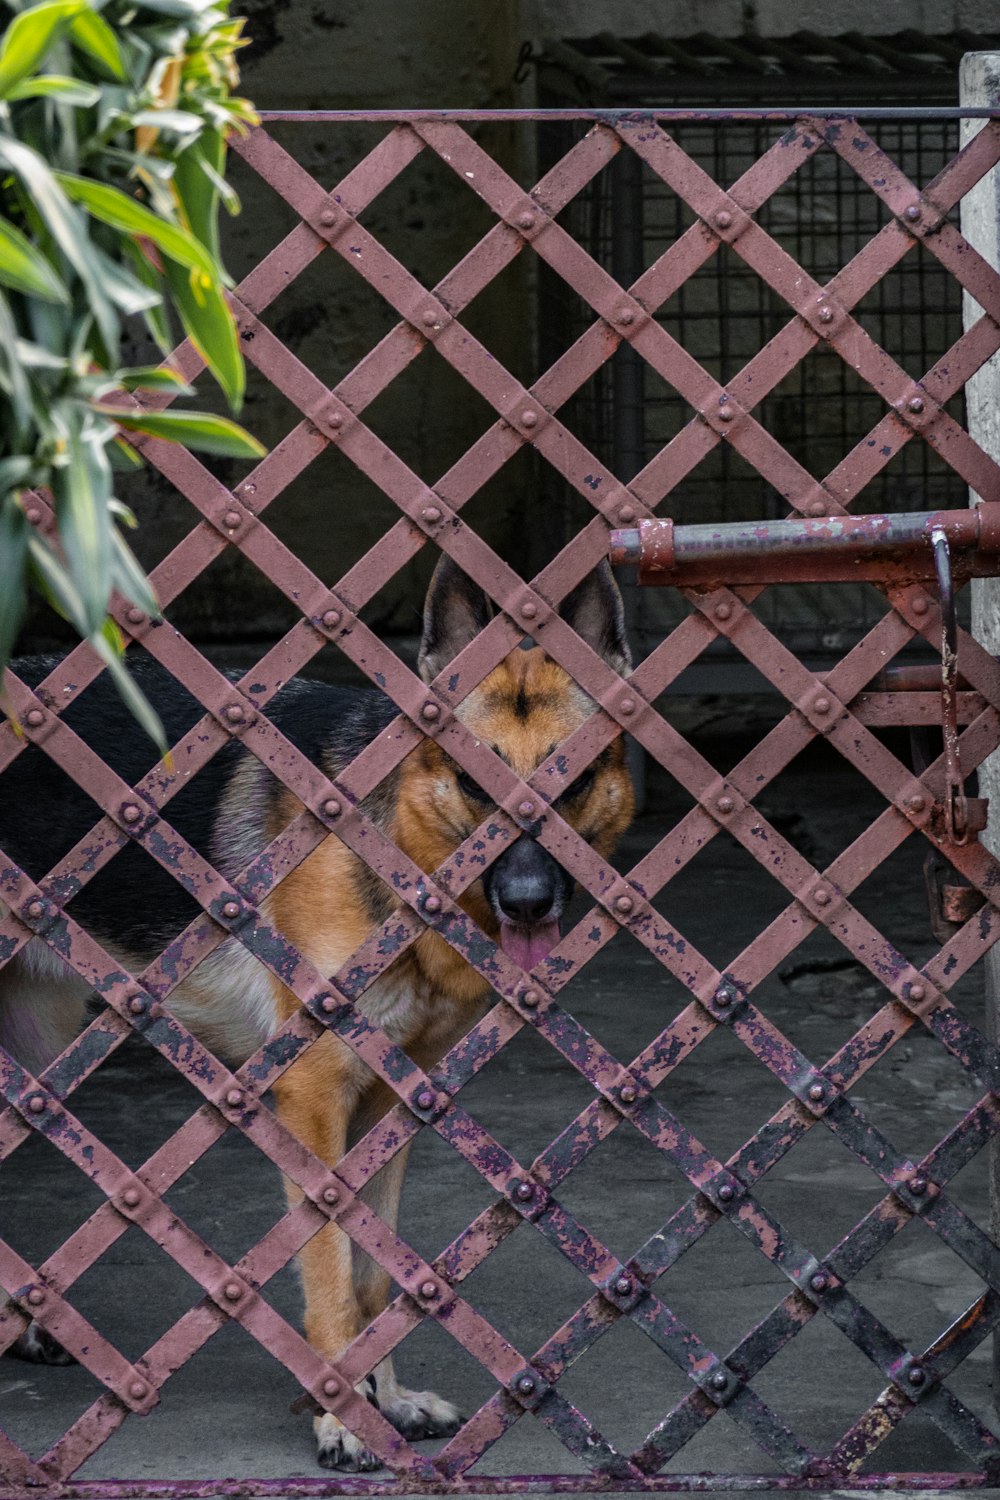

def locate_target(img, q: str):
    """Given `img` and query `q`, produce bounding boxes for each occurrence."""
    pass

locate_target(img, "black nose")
[497,878,554,926]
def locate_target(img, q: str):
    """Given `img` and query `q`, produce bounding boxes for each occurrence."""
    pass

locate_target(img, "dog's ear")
[418,556,494,682]
[559,560,632,676]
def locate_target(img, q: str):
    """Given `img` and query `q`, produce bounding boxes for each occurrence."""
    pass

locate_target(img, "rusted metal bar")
[609,507,1000,585]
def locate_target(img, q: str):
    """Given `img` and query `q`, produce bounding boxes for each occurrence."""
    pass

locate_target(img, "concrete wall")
[525,0,1000,39]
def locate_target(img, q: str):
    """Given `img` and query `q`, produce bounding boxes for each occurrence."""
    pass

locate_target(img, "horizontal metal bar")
[31,1473,999,1497]
[609,508,1000,586]
[257,108,1000,122]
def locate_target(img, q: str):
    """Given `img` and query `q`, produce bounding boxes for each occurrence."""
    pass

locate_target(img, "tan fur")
[260,644,633,1466]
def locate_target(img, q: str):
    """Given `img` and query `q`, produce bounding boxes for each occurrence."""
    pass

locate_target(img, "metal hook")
[930,525,968,845]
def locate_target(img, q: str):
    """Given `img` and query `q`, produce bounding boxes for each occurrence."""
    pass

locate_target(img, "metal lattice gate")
[4,106,1000,1494]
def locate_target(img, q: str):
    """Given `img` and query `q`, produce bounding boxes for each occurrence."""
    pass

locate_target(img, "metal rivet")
[27,1094,45,1114]
[710,1369,728,1390]
[521,601,538,620]
[223,510,242,530]
[322,1185,340,1205]
[415,1089,436,1111]
[222,900,241,920]
[909,1175,927,1196]
[518,800,536,819]
[121,802,141,824]
[323,798,341,819]
[126,606,145,625]
[421,506,442,525]
[911,595,930,615]
[908,793,926,812]
[808,1082,825,1102]
[24,506,42,525]
[615,894,634,915]
[808,501,827,518]
[521,410,538,429]
[813,696,831,715]
[25,709,44,728]
[128,995,147,1016]
[817,306,834,324]
[223,1281,243,1301]
[521,988,539,1009]
[321,608,342,629]
[128,1379,147,1400]
[716,795,734,815]
[908,982,926,1003]
[618,505,636,523]
[619,696,636,715]
[515,1181,534,1202]
[718,404,735,422]
[421,701,440,721]
[714,987,731,1008]
[517,211,535,231]
[421,310,438,328]
[320,994,337,1014]
[326,408,343,429]
[323,1376,340,1397]
[423,894,442,915]
[419,1280,439,1299]
[904,203,921,222]
[517,1375,536,1395]
[319,207,337,227]
[814,888,832,907]
[907,396,924,414]
[27,1287,45,1306]
[715,602,732,621]
[122,1187,141,1208]
[619,1084,637,1105]
[908,1365,926,1385]
[225,1088,243,1108]
[810,1272,828,1292]
[25,899,45,920]
[617,308,635,326]
[717,1183,735,1202]
[714,210,732,229]
[224,704,244,725]
[614,1275,633,1295]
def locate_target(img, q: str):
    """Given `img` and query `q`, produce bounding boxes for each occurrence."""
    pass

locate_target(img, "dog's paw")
[7,1323,74,1365]
[383,1385,462,1441]
[314,1378,381,1472]
[315,1412,381,1471]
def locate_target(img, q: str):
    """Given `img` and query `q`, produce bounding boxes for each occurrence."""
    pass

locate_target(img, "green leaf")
[0,215,68,301]
[98,404,264,457]
[121,236,172,354]
[111,523,160,618]
[92,244,163,315]
[50,403,114,635]
[0,134,118,357]
[56,172,216,277]
[69,7,126,81]
[131,108,203,136]
[0,0,84,101]
[0,288,31,440]
[116,364,193,393]
[162,255,243,409]
[6,73,100,103]
[28,529,88,632]
[89,630,166,755]
[0,495,28,669]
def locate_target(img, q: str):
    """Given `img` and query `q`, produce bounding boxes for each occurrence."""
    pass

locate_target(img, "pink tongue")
[499,918,561,971]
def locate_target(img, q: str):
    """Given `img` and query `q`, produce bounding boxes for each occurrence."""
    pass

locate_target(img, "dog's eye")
[455,769,491,803]
[561,767,595,803]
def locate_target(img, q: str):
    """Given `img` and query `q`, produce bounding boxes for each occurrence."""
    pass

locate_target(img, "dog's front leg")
[350,1080,461,1442]
[272,1030,380,1472]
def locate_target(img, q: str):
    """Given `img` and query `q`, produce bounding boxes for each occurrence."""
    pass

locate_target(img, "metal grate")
[2,108,1000,1494]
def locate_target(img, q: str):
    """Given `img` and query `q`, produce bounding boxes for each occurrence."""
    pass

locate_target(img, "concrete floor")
[1,718,998,1492]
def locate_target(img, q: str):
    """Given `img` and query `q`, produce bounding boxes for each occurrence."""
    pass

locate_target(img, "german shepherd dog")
[0,558,634,1469]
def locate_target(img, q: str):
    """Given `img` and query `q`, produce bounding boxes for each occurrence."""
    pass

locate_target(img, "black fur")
[1,655,399,957]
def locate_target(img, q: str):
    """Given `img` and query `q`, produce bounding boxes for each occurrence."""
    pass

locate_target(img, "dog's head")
[402,557,634,970]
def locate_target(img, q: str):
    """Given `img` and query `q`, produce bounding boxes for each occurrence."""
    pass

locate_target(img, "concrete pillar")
[959,51,1000,1406]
